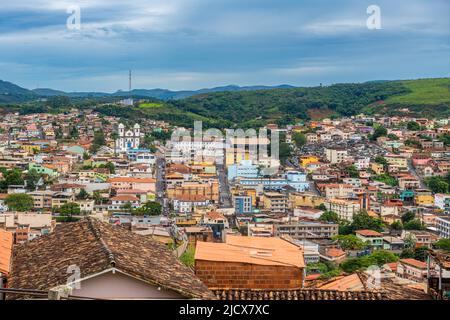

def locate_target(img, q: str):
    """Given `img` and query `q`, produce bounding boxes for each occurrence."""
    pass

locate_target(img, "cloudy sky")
[1,0,449,92]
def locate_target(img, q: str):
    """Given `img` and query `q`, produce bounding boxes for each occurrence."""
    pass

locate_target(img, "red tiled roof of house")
[325,248,346,258]
[111,195,139,202]
[355,229,383,237]
[400,258,427,270]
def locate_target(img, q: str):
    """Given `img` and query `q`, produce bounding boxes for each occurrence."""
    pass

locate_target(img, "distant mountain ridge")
[28,84,296,100]
[0,79,296,103]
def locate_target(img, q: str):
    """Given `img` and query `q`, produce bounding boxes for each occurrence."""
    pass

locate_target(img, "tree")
[340,250,398,273]
[434,239,450,252]
[413,246,429,261]
[279,142,292,164]
[319,210,339,223]
[93,191,103,205]
[90,131,106,153]
[425,176,449,194]
[390,220,403,230]
[59,202,81,219]
[24,169,41,191]
[401,211,416,224]
[370,125,387,141]
[292,132,306,148]
[135,201,162,216]
[404,219,425,230]
[345,165,359,178]
[387,133,399,140]
[0,169,24,191]
[5,193,34,212]
[407,121,421,131]
[122,202,134,214]
[332,235,368,250]
[350,211,384,233]
[76,189,89,200]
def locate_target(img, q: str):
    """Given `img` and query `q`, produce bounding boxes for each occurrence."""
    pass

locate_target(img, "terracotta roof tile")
[8,218,213,299]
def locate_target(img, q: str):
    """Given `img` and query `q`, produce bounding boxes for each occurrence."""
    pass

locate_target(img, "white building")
[436,216,450,239]
[325,148,348,164]
[325,199,361,221]
[116,123,141,153]
[435,194,450,213]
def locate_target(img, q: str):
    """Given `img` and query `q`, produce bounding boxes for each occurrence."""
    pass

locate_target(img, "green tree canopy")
[332,234,368,250]
[407,121,421,131]
[134,201,162,216]
[434,239,450,252]
[403,219,426,231]
[319,210,340,223]
[5,193,34,212]
[292,132,307,148]
[401,211,416,224]
[59,202,81,217]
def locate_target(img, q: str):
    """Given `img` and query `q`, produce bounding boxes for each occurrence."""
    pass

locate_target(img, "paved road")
[407,159,426,189]
[217,163,232,208]
[155,152,169,216]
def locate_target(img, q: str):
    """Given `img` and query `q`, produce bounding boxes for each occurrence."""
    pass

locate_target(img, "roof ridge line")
[87,217,116,268]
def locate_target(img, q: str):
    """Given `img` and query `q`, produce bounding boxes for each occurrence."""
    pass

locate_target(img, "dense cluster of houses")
[0,110,450,300]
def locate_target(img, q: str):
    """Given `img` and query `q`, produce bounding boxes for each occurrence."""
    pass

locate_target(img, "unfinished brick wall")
[195,260,303,289]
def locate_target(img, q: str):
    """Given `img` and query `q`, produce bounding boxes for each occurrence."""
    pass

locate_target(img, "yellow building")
[385,155,408,168]
[288,193,325,209]
[300,155,320,167]
[415,194,434,206]
[22,144,41,154]
[370,162,385,175]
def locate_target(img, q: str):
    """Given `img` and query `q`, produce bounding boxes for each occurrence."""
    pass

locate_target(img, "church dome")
[134,123,140,129]
[118,123,125,128]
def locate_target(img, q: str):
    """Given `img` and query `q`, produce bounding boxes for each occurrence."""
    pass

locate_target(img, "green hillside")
[385,78,450,105]
[3,77,450,127]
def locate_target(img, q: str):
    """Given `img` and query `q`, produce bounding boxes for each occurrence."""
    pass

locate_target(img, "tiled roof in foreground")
[8,218,214,300]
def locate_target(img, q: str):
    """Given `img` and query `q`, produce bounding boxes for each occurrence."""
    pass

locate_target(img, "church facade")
[116,123,141,152]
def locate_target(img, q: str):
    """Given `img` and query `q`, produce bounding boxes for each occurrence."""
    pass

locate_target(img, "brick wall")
[195,260,303,289]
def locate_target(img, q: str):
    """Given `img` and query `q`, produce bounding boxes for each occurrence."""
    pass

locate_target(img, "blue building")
[234,195,253,214]
[238,171,309,192]
[227,160,260,181]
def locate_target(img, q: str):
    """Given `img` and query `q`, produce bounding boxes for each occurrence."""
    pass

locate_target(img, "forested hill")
[169,81,409,128]
[2,78,450,128]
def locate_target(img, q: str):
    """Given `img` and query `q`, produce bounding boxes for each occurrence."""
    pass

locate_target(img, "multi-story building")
[275,220,338,240]
[324,199,361,221]
[227,160,259,181]
[263,192,287,213]
[355,230,383,250]
[435,194,450,213]
[396,259,427,283]
[233,195,253,214]
[325,148,348,164]
[436,216,450,239]
[324,184,354,199]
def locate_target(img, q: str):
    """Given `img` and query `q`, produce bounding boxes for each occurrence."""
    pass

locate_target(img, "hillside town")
[1,109,450,301]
